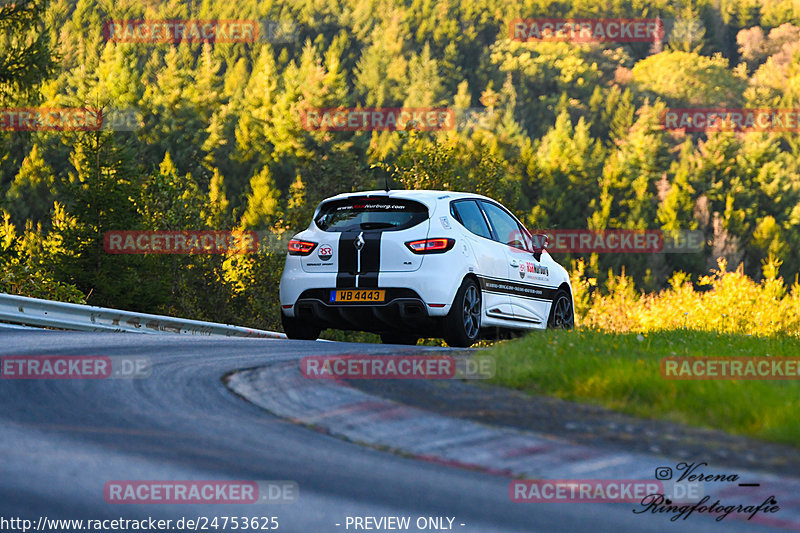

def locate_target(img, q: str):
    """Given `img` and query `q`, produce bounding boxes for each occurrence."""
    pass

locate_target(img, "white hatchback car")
[279,190,574,347]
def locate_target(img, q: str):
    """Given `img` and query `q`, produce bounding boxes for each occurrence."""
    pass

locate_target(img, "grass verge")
[489,329,800,447]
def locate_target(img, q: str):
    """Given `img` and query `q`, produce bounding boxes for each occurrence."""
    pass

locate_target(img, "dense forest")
[2,0,800,332]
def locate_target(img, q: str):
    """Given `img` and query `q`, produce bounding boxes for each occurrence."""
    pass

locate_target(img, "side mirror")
[530,233,548,255]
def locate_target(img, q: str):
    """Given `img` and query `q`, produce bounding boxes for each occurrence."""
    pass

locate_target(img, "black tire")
[547,289,575,329]
[380,333,419,345]
[281,313,321,340]
[443,278,482,347]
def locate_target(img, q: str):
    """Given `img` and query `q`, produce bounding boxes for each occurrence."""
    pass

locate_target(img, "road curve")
[0,331,786,532]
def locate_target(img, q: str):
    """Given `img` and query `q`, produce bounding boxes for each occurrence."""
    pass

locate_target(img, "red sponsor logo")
[518,261,549,277]
[317,244,333,261]
[301,355,456,379]
[662,108,800,132]
[510,18,664,42]
[661,357,800,380]
[1,356,112,379]
[301,108,456,131]
[510,480,663,502]
[103,231,259,254]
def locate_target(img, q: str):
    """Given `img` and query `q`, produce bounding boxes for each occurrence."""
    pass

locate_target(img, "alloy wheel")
[462,285,481,338]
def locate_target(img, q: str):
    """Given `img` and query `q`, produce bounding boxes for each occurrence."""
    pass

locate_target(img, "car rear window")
[314,197,429,232]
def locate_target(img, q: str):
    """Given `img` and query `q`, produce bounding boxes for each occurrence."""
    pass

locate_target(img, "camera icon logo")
[655,467,673,480]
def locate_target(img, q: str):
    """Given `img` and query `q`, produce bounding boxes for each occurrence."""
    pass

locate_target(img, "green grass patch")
[489,329,800,447]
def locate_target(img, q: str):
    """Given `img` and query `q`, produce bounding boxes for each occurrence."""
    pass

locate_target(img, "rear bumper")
[280,254,466,318]
[290,289,441,335]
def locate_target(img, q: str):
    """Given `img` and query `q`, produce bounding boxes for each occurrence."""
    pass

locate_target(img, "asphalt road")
[0,331,786,533]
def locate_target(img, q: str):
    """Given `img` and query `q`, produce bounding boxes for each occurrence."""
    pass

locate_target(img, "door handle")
[510,260,519,267]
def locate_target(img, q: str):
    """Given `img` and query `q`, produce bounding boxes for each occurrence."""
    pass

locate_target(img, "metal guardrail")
[0,293,285,338]
[0,322,38,330]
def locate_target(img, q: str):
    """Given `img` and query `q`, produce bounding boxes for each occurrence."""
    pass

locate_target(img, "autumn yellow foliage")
[573,257,800,336]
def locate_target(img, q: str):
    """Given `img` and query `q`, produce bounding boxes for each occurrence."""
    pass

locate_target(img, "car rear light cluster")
[405,238,455,254]
[288,239,317,255]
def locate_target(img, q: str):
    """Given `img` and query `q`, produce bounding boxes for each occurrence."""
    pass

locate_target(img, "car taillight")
[405,238,455,254]
[288,239,317,255]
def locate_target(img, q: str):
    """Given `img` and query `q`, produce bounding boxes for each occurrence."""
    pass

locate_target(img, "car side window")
[451,200,492,239]
[480,201,527,250]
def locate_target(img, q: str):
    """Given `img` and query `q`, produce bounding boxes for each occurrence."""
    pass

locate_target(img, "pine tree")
[241,166,280,230]
[526,109,604,228]
[5,145,56,226]
[138,151,205,230]
[608,89,635,144]
[192,43,224,122]
[51,130,155,309]
[204,168,230,227]
[91,42,144,109]
[594,102,670,230]
[658,140,698,233]
[588,102,671,284]
[354,9,409,107]
[669,2,707,53]
[140,46,206,178]
[403,43,445,108]
[0,0,56,103]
